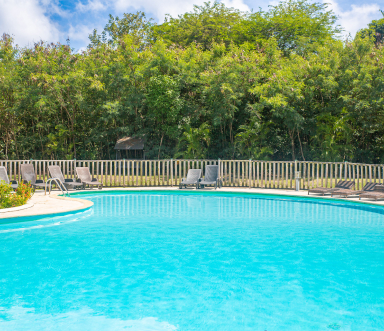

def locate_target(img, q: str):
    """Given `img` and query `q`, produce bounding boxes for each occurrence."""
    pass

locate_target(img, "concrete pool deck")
[0,193,94,219]
[2,186,384,219]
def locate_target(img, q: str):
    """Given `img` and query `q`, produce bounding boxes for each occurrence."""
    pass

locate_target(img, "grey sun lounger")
[308,180,355,196]
[48,165,83,190]
[0,166,18,189]
[179,169,202,189]
[75,167,103,189]
[359,184,384,201]
[199,165,220,189]
[20,164,46,189]
[331,182,377,197]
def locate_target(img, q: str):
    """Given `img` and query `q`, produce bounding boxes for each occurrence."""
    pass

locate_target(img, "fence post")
[170,158,173,187]
[249,159,252,189]
[218,158,221,187]
[344,161,347,180]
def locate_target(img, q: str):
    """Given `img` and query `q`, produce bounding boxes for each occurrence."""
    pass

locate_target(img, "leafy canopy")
[1,1,384,163]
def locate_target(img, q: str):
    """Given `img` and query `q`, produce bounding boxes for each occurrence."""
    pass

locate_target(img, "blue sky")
[0,0,382,51]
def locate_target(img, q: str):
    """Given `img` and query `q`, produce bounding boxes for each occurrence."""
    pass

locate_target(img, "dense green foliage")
[0,182,34,209]
[1,1,384,162]
[360,10,384,45]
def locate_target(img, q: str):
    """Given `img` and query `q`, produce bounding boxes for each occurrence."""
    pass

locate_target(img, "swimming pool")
[1,191,383,330]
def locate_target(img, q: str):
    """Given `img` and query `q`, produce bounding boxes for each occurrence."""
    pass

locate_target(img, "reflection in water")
[0,306,177,331]
[0,209,93,234]
[92,193,383,227]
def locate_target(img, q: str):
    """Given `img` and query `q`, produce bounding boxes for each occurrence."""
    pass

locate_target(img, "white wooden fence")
[1,159,383,190]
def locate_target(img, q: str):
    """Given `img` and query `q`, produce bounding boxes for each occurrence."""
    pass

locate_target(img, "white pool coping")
[0,193,93,219]
[1,186,384,219]
[0,203,34,213]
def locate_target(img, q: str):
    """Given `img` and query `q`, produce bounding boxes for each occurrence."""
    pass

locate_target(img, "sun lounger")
[48,165,83,190]
[199,165,220,189]
[75,167,103,189]
[179,169,201,189]
[20,164,46,189]
[359,184,384,201]
[308,180,355,196]
[331,182,377,197]
[0,166,18,189]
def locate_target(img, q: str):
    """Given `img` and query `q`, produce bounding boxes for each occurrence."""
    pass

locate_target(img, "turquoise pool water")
[1,191,384,330]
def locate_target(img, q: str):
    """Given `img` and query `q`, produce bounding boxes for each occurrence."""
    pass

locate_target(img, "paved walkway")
[1,187,383,219]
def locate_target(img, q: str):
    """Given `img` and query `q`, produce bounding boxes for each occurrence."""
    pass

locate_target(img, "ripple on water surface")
[0,192,384,331]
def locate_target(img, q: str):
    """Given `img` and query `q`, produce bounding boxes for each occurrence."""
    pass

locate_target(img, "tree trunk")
[297,131,305,161]
[158,134,164,160]
[289,129,296,161]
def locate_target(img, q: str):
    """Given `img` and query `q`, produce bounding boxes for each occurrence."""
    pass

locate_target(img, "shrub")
[0,181,34,209]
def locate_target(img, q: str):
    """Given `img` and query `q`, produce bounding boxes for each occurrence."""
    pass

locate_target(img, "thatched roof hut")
[114,136,145,159]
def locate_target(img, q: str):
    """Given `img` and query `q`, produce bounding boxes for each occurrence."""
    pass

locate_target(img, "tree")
[153,0,341,55]
[89,11,153,49]
[146,75,183,158]
[359,10,384,45]
[175,123,210,159]
[235,118,273,160]
[152,2,245,49]
[1,1,384,163]
[253,0,341,53]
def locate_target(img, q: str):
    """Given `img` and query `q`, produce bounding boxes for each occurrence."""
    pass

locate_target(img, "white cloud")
[80,0,249,22]
[325,0,382,36]
[68,0,249,50]
[0,0,60,46]
[114,0,199,21]
[76,0,106,12]
[222,0,250,12]
[1,0,381,49]
[68,24,95,44]
[267,0,280,7]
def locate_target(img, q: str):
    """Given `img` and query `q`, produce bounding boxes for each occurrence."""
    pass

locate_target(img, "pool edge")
[0,195,94,221]
[2,187,384,222]
[68,188,384,209]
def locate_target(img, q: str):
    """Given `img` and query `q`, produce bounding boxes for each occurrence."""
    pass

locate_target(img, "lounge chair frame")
[359,184,384,201]
[308,180,355,196]
[20,164,46,189]
[199,165,221,189]
[48,165,83,190]
[75,167,103,189]
[179,169,202,189]
[331,182,377,198]
[0,166,18,189]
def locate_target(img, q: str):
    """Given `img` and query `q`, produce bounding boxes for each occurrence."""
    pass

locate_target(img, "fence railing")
[1,159,384,190]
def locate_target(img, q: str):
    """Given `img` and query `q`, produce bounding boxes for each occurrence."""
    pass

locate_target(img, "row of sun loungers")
[49,165,103,189]
[2,164,384,199]
[1,164,219,191]
[331,182,377,198]
[308,180,355,195]
[0,164,102,191]
[308,180,384,201]
[179,165,221,189]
